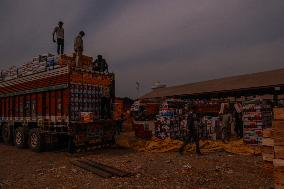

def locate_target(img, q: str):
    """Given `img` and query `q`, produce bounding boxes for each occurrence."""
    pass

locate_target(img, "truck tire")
[1,124,13,144]
[14,127,28,148]
[28,128,44,152]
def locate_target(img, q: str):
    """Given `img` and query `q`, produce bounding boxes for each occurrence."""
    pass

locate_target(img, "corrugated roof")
[141,68,284,99]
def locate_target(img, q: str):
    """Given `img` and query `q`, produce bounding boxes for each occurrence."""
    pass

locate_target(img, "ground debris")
[0,144,273,189]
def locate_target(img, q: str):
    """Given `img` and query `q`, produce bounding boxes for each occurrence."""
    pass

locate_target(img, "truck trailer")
[0,54,116,152]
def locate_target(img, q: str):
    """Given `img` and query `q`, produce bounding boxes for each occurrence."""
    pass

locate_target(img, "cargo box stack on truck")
[0,54,116,152]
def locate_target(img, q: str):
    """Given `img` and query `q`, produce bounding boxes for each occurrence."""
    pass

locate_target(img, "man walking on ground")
[52,21,64,55]
[116,113,125,135]
[179,105,201,156]
[234,111,243,138]
[74,31,85,67]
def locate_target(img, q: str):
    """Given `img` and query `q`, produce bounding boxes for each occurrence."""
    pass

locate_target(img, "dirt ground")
[0,144,273,189]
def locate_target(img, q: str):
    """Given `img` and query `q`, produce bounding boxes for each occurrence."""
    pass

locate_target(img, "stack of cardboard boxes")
[242,99,272,145]
[201,116,220,140]
[155,99,186,140]
[0,54,58,81]
[273,108,284,189]
[262,128,274,171]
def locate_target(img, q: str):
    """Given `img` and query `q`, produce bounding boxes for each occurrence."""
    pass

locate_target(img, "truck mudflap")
[71,120,116,147]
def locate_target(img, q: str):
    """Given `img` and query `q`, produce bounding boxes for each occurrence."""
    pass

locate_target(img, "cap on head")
[58,21,64,25]
[79,31,85,36]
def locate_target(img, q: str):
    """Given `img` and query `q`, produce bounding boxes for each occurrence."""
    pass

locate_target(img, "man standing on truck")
[52,21,64,55]
[74,31,85,67]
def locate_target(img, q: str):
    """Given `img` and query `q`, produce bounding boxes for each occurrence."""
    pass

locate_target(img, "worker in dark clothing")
[179,106,201,156]
[52,21,64,55]
[116,113,125,135]
[221,107,232,143]
[93,55,108,73]
[234,111,243,138]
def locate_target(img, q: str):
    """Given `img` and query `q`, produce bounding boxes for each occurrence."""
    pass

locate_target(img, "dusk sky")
[0,0,284,98]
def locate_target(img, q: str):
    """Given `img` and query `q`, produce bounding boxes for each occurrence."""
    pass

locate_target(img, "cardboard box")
[80,112,94,123]
[274,166,284,185]
[262,138,274,147]
[262,153,274,162]
[274,138,284,146]
[274,108,284,120]
[263,160,273,172]
[263,128,273,138]
[275,146,284,160]
[262,145,274,154]
[273,120,284,130]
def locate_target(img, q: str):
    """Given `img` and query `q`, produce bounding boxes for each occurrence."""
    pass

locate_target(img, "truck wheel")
[14,127,28,148]
[28,128,44,152]
[1,124,13,144]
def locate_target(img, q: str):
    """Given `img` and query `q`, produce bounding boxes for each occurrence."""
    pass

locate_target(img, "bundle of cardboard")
[243,99,272,145]
[0,53,58,81]
[262,128,274,171]
[272,108,284,189]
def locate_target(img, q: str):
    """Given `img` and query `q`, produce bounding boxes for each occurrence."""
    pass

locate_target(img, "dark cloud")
[0,0,284,98]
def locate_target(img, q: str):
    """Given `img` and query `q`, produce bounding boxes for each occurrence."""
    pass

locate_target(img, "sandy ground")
[0,143,273,189]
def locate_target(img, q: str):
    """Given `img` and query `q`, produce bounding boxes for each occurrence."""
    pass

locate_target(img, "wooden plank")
[85,159,131,177]
[70,160,113,178]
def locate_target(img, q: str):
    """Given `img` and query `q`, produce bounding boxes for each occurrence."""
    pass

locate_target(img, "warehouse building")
[141,68,284,102]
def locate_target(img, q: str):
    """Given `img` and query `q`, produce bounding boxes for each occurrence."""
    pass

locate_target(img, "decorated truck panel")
[0,54,116,152]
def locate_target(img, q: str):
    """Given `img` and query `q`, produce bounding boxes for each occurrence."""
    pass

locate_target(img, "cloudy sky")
[0,0,284,98]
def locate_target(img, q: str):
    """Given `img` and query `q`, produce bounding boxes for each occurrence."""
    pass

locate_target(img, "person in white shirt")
[74,31,85,67]
[52,21,64,55]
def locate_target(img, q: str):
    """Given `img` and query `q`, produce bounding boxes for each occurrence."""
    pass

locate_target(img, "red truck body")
[0,54,116,152]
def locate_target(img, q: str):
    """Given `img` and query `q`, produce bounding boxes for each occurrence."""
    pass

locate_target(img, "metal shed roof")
[141,68,284,99]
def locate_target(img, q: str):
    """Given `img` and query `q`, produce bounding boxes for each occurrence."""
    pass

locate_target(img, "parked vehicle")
[0,54,116,152]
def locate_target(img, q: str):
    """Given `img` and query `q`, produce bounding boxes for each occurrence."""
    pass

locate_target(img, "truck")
[0,54,116,152]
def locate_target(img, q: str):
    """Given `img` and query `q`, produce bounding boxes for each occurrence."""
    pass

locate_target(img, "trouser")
[75,51,83,67]
[57,38,64,55]
[222,125,231,141]
[179,130,200,154]
[235,122,243,138]
[116,121,123,134]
